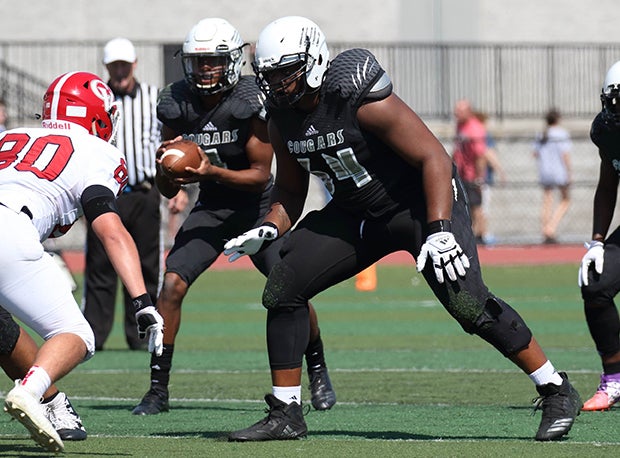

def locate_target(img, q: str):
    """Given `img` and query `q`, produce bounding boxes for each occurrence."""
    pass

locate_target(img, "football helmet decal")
[181,18,246,95]
[42,71,120,142]
[601,60,620,125]
[253,16,330,106]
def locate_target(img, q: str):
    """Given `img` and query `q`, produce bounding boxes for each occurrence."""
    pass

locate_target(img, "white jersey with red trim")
[0,120,128,241]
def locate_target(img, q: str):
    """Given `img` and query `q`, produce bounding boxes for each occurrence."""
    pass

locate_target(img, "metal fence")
[2,41,618,245]
[2,41,620,124]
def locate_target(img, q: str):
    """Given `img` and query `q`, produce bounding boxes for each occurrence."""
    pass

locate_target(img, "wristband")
[260,222,279,238]
[132,293,153,311]
[427,219,452,234]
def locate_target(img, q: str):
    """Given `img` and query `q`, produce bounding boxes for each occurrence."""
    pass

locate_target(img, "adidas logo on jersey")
[202,122,217,132]
[305,125,319,136]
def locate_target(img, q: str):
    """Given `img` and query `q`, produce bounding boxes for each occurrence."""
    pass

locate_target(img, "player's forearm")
[94,221,148,298]
[206,166,271,193]
[107,242,148,298]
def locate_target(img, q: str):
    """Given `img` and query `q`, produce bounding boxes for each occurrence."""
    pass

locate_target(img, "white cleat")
[4,380,64,453]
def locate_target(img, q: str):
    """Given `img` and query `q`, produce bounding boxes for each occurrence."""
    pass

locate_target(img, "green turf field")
[2,263,619,457]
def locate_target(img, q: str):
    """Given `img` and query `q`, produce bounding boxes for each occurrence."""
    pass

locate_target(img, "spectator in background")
[82,38,164,351]
[0,98,8,132]
[474,111,506,246]
[453,99,487,244]
[532,109,572,244]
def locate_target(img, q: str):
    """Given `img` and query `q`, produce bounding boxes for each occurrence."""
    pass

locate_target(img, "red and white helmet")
[42,71,120,142]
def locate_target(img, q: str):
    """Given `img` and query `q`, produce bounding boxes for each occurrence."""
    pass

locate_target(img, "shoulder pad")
[156,81,192,123]
[228,76,267,120]
[324,48,389,104]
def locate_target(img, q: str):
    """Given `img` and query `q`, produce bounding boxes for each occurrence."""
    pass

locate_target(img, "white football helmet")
[181,18,245,95]
[253,16,329,106]
[601,60,620,121]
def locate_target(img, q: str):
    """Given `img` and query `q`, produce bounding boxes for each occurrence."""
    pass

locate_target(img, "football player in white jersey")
[0,71,164,453]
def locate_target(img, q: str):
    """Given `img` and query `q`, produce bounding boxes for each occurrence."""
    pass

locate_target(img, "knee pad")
[0,311,20,355]
[266,306,309,370]
[263,261,297,310]
[471,296,533,357]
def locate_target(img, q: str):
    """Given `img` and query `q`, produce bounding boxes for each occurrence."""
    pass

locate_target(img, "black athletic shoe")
[308,366,336,410]
[131,387,169,415]
[533,372,582,441]
[228,394,307,441]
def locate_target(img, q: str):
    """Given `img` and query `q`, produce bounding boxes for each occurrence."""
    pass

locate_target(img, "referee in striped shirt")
[83,38,163,351]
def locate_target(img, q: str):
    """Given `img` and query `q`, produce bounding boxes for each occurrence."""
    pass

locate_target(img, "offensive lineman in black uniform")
[224,16,581,441]
[579,60,620,411]
[132,18,335,415]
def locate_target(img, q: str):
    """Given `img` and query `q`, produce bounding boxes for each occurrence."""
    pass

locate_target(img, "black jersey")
[157,76,269,207]
[591,111,620,175]
[268,48,424,219]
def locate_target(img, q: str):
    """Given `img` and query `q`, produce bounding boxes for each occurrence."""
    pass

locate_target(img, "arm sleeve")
[81,184,119,224]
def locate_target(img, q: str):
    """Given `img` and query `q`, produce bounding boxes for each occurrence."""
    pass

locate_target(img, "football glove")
[578,240,604,287]
[417,231,470,283]
[223,223,279,262]
[132,294,164,356]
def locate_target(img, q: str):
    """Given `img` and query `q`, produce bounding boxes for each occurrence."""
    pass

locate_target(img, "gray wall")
[0,1,616,44]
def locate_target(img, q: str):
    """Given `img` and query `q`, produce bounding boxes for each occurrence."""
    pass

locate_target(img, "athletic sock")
[273,385,302,405]
[149,344,174,393]
[529,360,563,386]
[20,365,52,399]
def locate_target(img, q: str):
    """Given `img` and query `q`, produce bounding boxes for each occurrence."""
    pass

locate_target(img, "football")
[159,140,202,178]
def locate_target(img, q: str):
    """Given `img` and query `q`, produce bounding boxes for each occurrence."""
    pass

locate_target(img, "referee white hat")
[103,38,136,64]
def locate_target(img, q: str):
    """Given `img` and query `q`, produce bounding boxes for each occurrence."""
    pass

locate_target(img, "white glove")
[223,223,279,262]
[132,294,164,356]
[417,231,470,283]
[135,306,164,356]
[578,240,604,287]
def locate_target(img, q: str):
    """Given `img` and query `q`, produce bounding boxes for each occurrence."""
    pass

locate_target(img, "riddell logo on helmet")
[41,120,73,129]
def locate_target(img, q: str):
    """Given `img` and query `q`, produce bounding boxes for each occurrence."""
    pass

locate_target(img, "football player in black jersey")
[579,60,620,411]
[224,16,581,442]
[132,18,335,416]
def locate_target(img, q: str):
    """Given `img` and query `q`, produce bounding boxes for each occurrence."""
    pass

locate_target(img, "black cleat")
[533,372,582,441]
[308,366,336,410]
[228,394,307,441]
[132,387,169,415]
